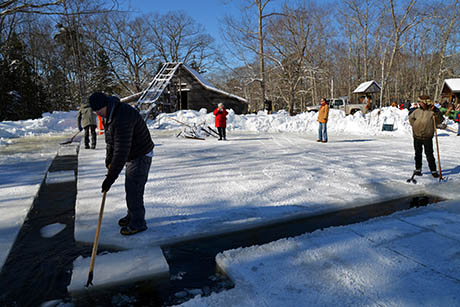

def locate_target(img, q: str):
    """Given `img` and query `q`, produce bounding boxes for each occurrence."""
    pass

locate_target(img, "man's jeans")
[318,122,327,142]
[413,138,436,172]
[125,155,152,229]
[84,125,97,148]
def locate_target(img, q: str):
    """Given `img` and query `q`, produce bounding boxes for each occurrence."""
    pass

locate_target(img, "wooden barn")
[123,63,248,119]
[440,78,460,102]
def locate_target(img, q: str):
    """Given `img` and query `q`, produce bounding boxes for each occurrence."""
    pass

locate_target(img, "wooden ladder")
[135,62,181,119]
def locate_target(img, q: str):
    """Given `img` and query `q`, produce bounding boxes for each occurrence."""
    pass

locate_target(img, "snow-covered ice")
[74,129,458,249]
[0,107,459,305]
[40,223,67,238]
[181,200,460,306]
[67,246,168,294]
[0,136,60,268]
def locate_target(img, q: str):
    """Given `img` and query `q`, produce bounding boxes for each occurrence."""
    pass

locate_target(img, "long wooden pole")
[85,191,107,287]
[433,115,444,181]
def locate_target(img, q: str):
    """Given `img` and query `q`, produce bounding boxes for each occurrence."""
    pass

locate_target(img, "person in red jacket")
[213,103,228,140]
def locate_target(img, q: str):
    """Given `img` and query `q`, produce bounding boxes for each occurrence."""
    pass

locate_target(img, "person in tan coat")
[77,102,97,149]
[317,98,329,143]
[408,96,444,177]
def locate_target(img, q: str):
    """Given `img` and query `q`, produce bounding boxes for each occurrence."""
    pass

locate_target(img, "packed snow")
[68,246,168,294]
[0,106,459,305]
[181,199,460,306]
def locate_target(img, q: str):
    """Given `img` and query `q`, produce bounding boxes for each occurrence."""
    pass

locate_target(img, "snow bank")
[1,107,456,145]
[154,107,420,136]
[0,111,77,145]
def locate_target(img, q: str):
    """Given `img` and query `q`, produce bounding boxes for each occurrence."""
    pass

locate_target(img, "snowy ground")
[74,130,459,250]
[182,199,460,306]
[1,108,459,305]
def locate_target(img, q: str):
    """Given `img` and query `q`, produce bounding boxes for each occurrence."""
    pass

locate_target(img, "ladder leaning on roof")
[135,62,181,120]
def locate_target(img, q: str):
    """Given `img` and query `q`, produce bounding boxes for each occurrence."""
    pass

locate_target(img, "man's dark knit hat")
[89,92,108,111]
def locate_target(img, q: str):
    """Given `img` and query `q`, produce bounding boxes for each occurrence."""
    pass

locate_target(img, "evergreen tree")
[92,49,116,94]
[0,33,48,121]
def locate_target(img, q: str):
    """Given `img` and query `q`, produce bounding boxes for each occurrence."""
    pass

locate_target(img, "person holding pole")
[408,96,444,178]
[89,92,154,236]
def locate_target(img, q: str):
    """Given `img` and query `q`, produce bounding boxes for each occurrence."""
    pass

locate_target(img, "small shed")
[352,80,381,107]
[352,80,381,94]
[440,78,460,103]
[132,62,248,119]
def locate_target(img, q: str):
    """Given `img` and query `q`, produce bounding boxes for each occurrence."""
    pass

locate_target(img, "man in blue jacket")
[89,92,154,235]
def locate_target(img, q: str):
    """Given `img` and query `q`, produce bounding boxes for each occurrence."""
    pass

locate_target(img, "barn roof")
[441,78,460,94]
[182,64,248,103]
[352,80,381,94]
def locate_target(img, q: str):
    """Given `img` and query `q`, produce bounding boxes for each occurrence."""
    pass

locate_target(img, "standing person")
[456,103,460,136]
[408,96,444,178]
[77,102,97,149]
[89,92,154,236]
[317,98,329,143]
[213,103,228,140]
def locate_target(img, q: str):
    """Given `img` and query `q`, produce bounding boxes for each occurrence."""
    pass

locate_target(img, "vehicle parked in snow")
[306,97,367,115]
[329,97,367,115]
[305,104,321,112]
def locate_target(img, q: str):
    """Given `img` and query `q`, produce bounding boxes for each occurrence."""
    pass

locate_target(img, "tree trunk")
[434,0,458,102]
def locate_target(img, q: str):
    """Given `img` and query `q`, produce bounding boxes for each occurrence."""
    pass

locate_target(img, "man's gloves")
[105,157,112,169]
[102,174,116,192]
[78,125,83,131]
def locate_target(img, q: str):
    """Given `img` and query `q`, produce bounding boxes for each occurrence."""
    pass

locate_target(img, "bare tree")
[265,3,329,114]
[223,0,280,111]
[90,13,157,94]
[0,0,64,17]
[339,0,382,82]
[432,0,460,102]
[145,11,215,72]
[379,0,425,107]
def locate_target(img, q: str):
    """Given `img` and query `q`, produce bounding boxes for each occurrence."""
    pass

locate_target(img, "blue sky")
[119,0,237,46]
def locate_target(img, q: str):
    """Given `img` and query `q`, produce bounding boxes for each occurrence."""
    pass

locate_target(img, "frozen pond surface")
[0,134,72,268]
[1,126,459,306]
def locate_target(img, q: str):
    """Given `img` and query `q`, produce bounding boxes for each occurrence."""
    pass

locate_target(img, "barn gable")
[135,62,248,119]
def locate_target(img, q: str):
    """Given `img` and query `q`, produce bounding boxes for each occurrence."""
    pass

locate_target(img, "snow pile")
[0,107,455,145]
[0,111,77,145]
[154,107,416,136]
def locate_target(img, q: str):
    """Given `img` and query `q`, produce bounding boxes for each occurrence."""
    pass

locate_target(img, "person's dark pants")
[84,125,97,149]
[217,127,226,140]
[125,155,152,230]
[413,138,437,172]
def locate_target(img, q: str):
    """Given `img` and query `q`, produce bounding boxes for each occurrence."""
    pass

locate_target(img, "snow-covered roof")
[441,78,460,94]
[352,80,381,94]
[182,64,248,103]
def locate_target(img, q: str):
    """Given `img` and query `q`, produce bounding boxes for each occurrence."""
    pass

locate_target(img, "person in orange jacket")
[317,98,329,143]
[213,103,228,140]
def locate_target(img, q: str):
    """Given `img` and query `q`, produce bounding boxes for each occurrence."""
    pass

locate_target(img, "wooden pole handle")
[433,115,443,180]
[86,191,107,286]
